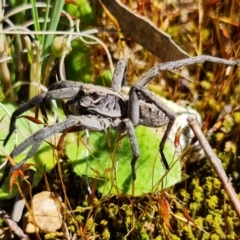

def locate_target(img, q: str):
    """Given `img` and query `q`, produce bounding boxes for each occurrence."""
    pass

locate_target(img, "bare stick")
[187,117,240,219]
[0,207,29,240]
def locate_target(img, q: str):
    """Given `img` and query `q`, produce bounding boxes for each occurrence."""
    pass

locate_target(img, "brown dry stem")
[187,116,240,219]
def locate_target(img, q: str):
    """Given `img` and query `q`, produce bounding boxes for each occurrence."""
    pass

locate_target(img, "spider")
[0,56,239,186]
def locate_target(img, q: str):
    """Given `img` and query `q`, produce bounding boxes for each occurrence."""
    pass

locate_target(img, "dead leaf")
[100,0,189,61]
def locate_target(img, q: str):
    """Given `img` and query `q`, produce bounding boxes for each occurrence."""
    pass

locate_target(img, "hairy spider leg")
[0,115,111,188]
[111,58,128,93]
[122,119,140,180]
[3,87,80,146]
[129,85,176,171]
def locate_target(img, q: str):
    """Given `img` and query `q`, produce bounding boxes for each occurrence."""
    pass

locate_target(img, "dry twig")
[0,207,29,240]
[187,117,240,219]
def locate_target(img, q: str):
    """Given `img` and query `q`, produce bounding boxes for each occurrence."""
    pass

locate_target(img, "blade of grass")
[41,0,51,47]
[30,0,41,41]
[42,0,65,55]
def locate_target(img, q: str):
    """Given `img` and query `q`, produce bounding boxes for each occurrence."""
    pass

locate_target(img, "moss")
[181,225,196,240]
[179,189,191,202]
[192,186,204,203]
[44,232,63,239]
[221,115,235,134]
[85,217,96,235]
[205,195,219,210]
[233,112,240,124]
[215,132,225,142]
[102,227,111,240]
[210,234,220,240]
[201,80,212,90]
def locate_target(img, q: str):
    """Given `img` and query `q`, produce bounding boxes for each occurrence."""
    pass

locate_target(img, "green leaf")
[66,126,181,196]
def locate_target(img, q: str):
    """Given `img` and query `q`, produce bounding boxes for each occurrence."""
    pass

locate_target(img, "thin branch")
[0,207,29,240]
[187,116,240,219]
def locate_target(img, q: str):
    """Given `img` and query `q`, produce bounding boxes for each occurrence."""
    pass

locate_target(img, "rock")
[23,191,64,234]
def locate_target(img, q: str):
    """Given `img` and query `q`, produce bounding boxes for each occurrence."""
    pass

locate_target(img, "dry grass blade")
[11,170,34,223]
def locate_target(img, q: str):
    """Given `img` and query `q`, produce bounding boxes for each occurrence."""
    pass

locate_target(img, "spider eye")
[78,88,85,96]
[91,92,99,100]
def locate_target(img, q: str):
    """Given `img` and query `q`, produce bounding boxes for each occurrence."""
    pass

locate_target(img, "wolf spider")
[1,56,239,186]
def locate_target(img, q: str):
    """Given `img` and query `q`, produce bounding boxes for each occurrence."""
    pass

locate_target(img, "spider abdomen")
[139,100,169,127]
